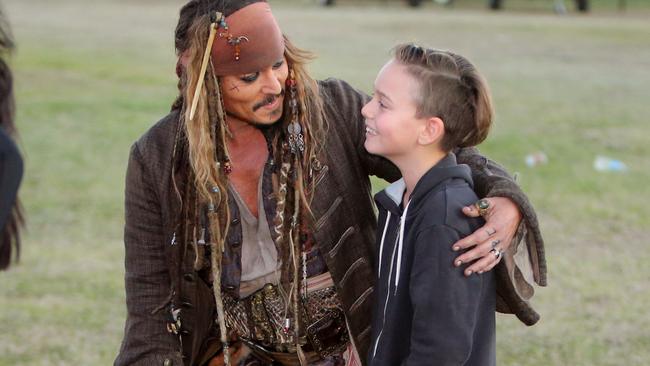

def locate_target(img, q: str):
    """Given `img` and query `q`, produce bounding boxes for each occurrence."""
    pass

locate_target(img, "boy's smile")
[365,125,378,136]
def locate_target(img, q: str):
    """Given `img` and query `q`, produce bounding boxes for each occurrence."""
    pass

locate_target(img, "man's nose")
[260,69,282,95]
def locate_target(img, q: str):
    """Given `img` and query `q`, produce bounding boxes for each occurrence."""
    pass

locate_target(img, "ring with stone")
[486,227,496,237]
[491,239,501,250]
[475,198,491,217]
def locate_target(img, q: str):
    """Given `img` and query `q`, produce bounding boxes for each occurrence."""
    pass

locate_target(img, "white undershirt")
[229,176,280,297]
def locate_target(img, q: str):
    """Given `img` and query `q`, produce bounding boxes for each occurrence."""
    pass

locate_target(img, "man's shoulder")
[317,78,367,103]
[317,78,370,137]
[317,77,352,91]
[131,109,181,160]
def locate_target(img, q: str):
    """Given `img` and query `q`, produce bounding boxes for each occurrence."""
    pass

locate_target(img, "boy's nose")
[361,101,372,119]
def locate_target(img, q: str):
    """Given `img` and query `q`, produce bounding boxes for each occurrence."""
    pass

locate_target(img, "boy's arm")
[403,225,486,366]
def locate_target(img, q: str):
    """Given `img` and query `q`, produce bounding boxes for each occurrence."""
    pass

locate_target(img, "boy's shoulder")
[413,178,484,237]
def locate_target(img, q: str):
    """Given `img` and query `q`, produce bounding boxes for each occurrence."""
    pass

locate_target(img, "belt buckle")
[305,309,348,358]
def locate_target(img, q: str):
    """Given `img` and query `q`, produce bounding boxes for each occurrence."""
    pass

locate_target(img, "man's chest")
[227,136,269,218]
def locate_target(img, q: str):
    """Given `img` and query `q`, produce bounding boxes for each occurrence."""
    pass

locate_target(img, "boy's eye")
[371,93,388,109]
[272,60,284,69]
[240,72,259,83]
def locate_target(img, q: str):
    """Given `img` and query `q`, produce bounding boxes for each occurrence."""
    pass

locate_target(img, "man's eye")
[272,60,284,69]
[379,100,387,109]
[240,72,259,83]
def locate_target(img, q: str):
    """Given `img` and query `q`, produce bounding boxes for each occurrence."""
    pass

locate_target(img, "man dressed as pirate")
[115,1,547,365]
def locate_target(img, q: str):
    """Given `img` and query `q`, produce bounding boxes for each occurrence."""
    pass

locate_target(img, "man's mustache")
[252,91,285,111]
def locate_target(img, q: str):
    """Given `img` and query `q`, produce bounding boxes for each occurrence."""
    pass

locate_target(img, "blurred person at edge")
[0,8,23,271]
[115,1,547,365]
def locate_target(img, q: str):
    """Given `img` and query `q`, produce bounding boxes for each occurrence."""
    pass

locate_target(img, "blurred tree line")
[319,0,590,12]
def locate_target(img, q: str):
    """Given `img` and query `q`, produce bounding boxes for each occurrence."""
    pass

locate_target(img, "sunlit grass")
[1,0,649,365]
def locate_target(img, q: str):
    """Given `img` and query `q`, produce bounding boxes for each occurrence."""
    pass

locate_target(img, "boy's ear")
[418,117,445,145]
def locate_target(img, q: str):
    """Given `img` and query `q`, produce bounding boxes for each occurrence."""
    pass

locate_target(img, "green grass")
[1,0,649,365]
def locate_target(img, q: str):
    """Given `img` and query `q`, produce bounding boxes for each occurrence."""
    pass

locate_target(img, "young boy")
[364,44,496,366]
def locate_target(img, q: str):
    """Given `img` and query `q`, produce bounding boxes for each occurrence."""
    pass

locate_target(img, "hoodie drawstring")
[378,211,391,279]
[394,201,410,293]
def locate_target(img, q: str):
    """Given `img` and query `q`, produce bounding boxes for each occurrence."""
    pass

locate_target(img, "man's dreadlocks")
[170,1,327,363]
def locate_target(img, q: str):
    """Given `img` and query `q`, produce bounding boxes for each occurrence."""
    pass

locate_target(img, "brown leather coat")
[115,78,546,366]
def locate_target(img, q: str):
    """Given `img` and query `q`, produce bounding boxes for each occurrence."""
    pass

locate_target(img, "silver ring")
[489,248,502,260]
[486,228,496,237]
[491,239,501,250]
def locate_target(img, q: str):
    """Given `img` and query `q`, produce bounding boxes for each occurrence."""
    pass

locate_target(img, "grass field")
[1,0,649,365]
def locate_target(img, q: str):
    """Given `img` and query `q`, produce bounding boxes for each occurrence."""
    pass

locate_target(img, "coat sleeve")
[403,225,486,366]
[114,143,182,366]
[455,146,546,287]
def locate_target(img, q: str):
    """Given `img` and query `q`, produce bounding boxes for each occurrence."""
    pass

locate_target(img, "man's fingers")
[479,257,501,273]
[453,196,518,276]
[464,256,496,276]
[463,197,494,218]
[462,205,481,218]
[464,249,502,276]
[452,224,497,251]
[452,233,478,251]
[454,240,494,267]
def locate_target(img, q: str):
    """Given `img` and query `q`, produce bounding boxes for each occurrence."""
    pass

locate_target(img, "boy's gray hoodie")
[369,153,496,366]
